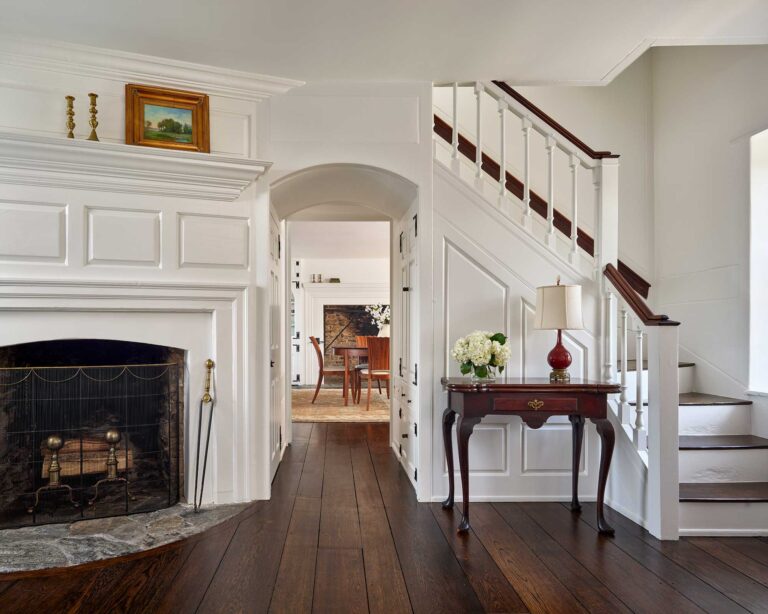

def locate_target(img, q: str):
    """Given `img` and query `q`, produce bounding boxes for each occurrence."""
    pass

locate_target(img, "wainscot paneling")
[432,165,601,502]
[86,207,161,266]
[0,199,67,263]
[178,213,250,269]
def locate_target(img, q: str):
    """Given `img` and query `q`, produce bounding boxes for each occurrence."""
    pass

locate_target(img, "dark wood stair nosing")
[679,435,768,450]
[629,393,753,407]
[679,482,768,503]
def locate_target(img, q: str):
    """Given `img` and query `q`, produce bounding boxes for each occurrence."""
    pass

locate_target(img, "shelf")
[0,131,271,201]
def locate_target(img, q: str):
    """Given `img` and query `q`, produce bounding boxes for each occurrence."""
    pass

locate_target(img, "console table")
[441,377,621,535]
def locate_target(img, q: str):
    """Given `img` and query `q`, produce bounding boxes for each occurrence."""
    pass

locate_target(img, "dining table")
[332,345,369,405]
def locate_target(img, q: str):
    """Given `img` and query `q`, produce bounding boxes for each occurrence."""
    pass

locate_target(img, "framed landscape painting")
[125,84,210,152]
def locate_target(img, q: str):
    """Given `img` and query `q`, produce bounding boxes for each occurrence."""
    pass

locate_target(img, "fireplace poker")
[193,359,215,512]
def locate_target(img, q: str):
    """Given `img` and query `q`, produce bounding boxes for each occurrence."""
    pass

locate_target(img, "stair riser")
[679,502,768,535]
[621,366,694,403]
[679,404,751,436]
[679,449,768,482]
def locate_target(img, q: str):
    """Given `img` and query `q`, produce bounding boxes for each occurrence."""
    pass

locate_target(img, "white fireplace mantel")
[0,132,272,201]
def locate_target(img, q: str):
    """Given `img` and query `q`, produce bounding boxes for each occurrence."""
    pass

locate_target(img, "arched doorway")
[269,163,421,486]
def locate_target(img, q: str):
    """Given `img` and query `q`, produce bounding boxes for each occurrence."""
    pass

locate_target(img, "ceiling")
[289,221,390,259]
[2,1,767,83]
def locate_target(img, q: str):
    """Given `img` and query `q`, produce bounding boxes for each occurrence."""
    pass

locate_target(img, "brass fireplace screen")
[0,362,181,529]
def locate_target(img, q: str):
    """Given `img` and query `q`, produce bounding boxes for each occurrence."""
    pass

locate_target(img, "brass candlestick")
[87,92,99,141]
[89,428,135,506]
[65,96,75,138]
[28,434,79,513]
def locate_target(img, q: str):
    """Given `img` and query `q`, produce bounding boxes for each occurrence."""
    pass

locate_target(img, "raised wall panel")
[522,424,586,474]
[444,241,508,377]
[444,424,508,474]
[87,207,161,266]
[0,200,66,262]
[210,110,250,158]
[270,96,419,144]
[179,213,250,269]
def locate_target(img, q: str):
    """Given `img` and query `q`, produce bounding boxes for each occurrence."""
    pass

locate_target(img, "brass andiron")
[65,96,75,138]
[88,428,135,506]
[28,434,80,513]
[87,93,99,141]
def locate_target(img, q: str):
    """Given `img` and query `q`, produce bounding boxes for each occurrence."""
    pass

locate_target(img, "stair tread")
[617,359,695,370]
[629,392,753,407]
[680,482,768,502]
[679,435,768,450]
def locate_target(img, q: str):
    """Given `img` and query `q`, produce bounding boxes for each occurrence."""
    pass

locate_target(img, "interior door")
[269,213,283,479]
[398,212,419,485]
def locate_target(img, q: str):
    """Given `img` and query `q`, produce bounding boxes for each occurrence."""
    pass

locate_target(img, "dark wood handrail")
[491,81,619,160]
[604,263,679,326]
[432,114,651,298]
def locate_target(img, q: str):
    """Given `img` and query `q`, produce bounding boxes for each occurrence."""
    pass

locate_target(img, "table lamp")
[534,277,583,382]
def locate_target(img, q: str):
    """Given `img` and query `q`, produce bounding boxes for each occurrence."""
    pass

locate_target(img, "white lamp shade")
[534,283,584,330]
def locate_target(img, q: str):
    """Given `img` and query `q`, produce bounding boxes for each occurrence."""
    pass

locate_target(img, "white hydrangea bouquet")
[451,330,511,380]
[365,304,391,328]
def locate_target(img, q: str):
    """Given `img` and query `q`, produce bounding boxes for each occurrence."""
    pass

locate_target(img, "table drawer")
[493,396,579,413]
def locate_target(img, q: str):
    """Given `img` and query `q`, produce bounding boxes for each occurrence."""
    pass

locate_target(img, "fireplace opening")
[0,340,184,529]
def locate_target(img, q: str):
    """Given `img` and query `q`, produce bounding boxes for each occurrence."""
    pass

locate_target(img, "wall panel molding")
[0,199,66,263]
[178,213,250,269]
[86,207,161,267]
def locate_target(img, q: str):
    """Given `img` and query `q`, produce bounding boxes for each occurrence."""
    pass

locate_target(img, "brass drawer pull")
[527,399,544,410]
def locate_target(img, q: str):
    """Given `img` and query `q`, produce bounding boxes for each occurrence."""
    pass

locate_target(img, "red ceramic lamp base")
[547,329,572,383]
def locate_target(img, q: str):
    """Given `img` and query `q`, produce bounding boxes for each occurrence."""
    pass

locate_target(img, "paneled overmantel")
[0,132,271,201]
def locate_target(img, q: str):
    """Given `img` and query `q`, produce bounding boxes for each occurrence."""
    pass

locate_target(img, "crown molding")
[0,131,271,201]
[0,37,304,102]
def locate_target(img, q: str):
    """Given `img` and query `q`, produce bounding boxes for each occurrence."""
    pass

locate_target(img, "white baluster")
[620,306,629,424]
[521,117,532,229]
[592,166,602,279]
[474,82,483,180]
[634,325,647,450]
[451,82,459,162]
[603,290,616,383]
[545,135,556,249]
[569,153,579,264]
[498,98,507,201]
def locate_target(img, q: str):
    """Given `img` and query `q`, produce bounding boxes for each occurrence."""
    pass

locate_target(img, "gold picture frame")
[125,84,210,153]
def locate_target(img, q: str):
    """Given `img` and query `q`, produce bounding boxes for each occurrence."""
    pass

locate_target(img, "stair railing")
[435,81,620,290]
[603,263,680,539]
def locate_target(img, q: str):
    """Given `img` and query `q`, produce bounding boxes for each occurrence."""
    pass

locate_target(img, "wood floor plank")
[491,503,630,614]
[0,568,98,613]
[431,504,529,613]
[197,495,296,613]
[154,519,239,613]
[319,439,361,549]
[718,538,768,567]
[688,538,768,589]
[297,423,328,499]
[313,548,368,614]
[293,422,314,440]
[350,443,412,614]
[470,503,588,614]
[575,503,748,613]
[369,449,484,614]
[519,502,703,614]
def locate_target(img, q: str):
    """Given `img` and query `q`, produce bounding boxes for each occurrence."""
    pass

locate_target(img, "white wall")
[750,130,768,395]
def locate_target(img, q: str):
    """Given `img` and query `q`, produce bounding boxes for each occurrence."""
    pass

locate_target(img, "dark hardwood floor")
[2,422,768,613]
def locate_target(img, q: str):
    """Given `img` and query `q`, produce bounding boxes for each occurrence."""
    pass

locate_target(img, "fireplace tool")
[193,359,216,512]
[28,434,80,513]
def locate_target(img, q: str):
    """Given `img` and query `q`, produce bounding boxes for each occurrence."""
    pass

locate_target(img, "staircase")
[433,81,766,537]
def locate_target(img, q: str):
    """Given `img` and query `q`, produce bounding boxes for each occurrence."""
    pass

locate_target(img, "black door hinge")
[402,286,410,292]
[414,423,417,436]
[398,407,402,418]
[413,363,418,386]
[399,443,402,456]
[399,231,403,253]
[278,235,281,259]
[279,425,282,448]
[414,468,418,481]
[399,357,403,377]
[413,214,418,237]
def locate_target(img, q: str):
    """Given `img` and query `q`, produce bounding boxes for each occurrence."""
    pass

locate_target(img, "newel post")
[646,324,680,540]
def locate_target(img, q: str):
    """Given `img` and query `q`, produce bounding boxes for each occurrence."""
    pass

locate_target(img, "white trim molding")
[0,132,271,201]
[0,36,303,102]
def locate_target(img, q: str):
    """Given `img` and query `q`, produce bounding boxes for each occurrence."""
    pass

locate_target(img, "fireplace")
[0,340,183,529]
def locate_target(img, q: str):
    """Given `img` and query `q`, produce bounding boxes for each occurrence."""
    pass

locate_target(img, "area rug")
[292,388,390,422]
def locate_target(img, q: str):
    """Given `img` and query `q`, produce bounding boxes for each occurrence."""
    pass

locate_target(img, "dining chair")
[309,336,345,403]
[357,336,390,410]
[353,335,373,401]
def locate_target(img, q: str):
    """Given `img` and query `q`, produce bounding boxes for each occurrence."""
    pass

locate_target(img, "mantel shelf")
[0,131,272,201]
